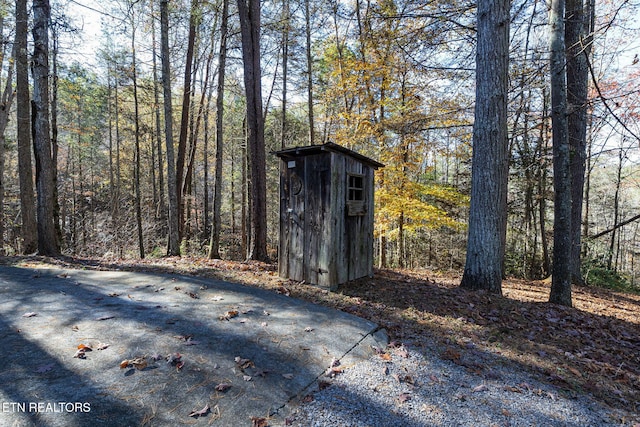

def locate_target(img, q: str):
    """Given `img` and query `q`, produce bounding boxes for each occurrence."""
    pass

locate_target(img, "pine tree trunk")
[460,0,510,294]
[15,0,38,254]
[305,0,315,146]
[31,0,60,256]
[209,0,229,259]
[161,0,181,256]
[131,18,145,259]
[549,0,573,306]
[566,0,593,286]
[237,0,268,262]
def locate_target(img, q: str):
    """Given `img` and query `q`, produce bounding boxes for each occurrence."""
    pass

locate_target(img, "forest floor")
[3,255,639,422]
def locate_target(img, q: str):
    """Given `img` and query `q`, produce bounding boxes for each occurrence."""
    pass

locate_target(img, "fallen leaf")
[276,286,290,296]
[304,327,314,332]
[282,373,294,380]
[185,292,199,299]
[219,310,239,321]
[254,368,269,377]
[22,312,37,318]
[324,366,343,377]
[120,360,130,369]
[379,353,392,361]
[395,346,409,358]
[235,357,255,370]
[243,375,253,381]
[215,383,232,392]
[472,384,488,393]
[77,343,93,351]
[96,343,109,351]
[188,404,210,418]
[211,295,224,301]
[73,349,87,359]
[251,416,269,427]
[398,393,411,403]
[132,358,148,370]
[318,380,332,390]
[166,353,183,371]
[302,395,314,403]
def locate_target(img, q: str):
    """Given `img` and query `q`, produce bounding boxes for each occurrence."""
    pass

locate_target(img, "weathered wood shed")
[275,142,384,290]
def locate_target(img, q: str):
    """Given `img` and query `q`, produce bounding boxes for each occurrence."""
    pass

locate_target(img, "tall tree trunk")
[280,0,289,149]
[607,149,624,269]
[0,15,14,255]
[176,0,199,240]
[305,0,315,145]
[460,0,510,294]
[31,0,60,256]
[50,19,63,247]
[237,0,268,262]
[151,1,166,231]
[131,17,145,259]
[549,0,573,306]
[161,0,181,256]
[566,0,594,285]
[209,0,229,259]
[15,0,38,254]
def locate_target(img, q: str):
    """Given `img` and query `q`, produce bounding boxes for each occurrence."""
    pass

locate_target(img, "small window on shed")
[347,174,365,216]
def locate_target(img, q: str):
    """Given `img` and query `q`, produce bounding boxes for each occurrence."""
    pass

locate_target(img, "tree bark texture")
[31,0,60,256]
[549,0,573,307]
[305,0,315,146]
[161,0,181,256]
[176,0,198,240]
[15,0,38,254]
[460,0,510,294]
[566,0,593,285]
[209,0,229,259]
[0,12,13,254]
[237,0,269,261]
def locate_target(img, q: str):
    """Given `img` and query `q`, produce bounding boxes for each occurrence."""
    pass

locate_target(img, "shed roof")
[274,142,384,169]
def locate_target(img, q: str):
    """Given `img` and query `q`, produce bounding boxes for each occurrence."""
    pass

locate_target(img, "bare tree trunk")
[566,0,594,286]
[237,0,268,261]
[549,0,573,306]
[161,0,181,256]
[0,16,14,255]
[16,0,38,254]
[460,0,510,294]
[151,1,166,230]
[280,0,289,149]
[607,149,624,269]
[305,0,315,145]
[209,0,229,259]
[176,0,199,241]
[31,0,60,256]
[131,15,145,259]
[50,20,63,247]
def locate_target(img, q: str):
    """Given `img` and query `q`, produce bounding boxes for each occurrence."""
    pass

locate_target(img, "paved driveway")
[0,265,386,426]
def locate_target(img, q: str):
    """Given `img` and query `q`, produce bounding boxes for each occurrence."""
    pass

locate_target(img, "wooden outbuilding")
[275,142,384,290]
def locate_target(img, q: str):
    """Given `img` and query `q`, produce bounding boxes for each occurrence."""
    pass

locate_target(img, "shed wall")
[278,148,376,289]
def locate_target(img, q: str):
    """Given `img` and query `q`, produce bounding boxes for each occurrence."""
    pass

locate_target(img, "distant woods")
[0,0,639,302]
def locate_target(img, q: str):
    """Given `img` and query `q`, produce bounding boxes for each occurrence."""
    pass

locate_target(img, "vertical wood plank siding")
[276,143,382,290]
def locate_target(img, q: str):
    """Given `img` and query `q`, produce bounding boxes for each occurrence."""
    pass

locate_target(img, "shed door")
[285,160,305,281]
